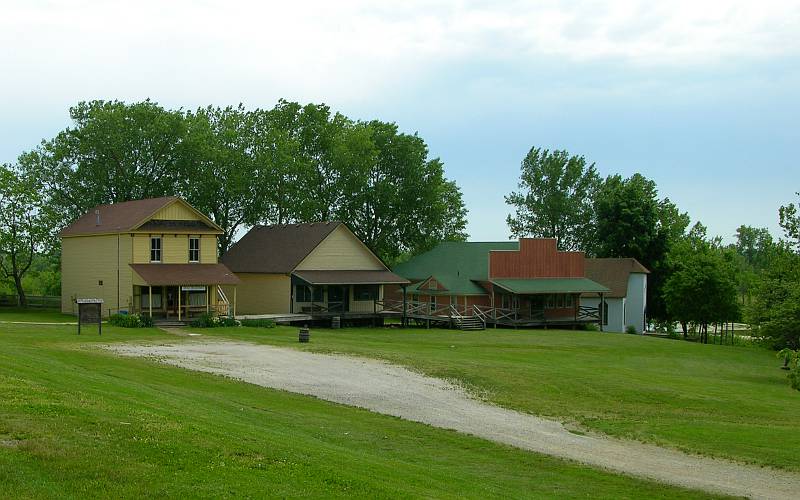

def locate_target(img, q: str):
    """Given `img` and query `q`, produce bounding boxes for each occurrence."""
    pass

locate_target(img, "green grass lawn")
[0,308,76,323]
[0,322,721,498]
[192,324,800,472]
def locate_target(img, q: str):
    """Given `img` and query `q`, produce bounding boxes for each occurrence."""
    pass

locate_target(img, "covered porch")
[487,278,610,328]
[290,270,409,319]
[130,264,241,322]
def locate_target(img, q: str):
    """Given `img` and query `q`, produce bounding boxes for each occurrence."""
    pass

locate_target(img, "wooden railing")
[376,299,601,327]
[578,305,600,321]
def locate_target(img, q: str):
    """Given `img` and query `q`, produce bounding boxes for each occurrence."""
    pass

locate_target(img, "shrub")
[778,349,800,391]
[190,313,215,328]
[240,318,276,328]
[625,325,638,335]
[108,313,152,328]
[140,314,154,328]
[583,323,599,331]
[190,313,240,328]
[217,316,239,327]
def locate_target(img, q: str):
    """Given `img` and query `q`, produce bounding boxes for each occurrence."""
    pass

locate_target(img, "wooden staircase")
[453,315,485,331]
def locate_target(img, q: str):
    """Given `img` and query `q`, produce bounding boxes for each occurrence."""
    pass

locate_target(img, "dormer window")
[150,236,162,263]
[189,236,200,263]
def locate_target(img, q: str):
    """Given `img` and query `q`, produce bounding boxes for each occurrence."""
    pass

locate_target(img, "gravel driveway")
[108,340,800,499]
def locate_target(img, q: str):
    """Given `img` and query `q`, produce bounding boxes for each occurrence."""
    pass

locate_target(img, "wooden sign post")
[77,298,103,335]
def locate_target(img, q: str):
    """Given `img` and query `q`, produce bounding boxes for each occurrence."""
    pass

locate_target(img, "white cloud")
[1,0,797,107]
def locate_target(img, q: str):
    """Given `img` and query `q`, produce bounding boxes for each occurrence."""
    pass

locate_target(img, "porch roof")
[130,264,241,286]
[292,270,409,285]
[491,277,609,295]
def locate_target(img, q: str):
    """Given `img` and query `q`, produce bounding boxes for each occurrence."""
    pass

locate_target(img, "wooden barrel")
[331,316,341,329]
[298,327,310,343]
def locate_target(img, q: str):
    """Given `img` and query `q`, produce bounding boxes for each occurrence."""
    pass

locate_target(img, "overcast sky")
[2,0,798,242]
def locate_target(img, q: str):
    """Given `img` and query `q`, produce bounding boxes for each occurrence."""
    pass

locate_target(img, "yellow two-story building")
[60,196,240,320]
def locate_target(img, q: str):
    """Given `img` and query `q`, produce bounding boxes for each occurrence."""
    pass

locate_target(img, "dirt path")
[107,340,800,499]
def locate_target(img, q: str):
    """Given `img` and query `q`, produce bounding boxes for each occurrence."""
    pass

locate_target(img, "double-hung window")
[150,236,162,263]
[189,237,200,263]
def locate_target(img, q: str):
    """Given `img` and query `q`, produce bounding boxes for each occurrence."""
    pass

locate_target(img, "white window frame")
[188,236,200,263]
[150,236,162,263]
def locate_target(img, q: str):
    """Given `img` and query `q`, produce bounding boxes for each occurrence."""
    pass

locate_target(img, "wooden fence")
[0,294,61,309]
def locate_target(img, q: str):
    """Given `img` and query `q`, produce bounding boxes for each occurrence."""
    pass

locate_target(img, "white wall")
[581,297,625,333]
[625,273,647,333]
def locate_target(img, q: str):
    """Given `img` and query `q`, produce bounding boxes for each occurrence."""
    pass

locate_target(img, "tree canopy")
[21,99,468,262]
[591,173,689,321]
[663,227,740,340]
[0,164,55,305]
[505,148,599,251]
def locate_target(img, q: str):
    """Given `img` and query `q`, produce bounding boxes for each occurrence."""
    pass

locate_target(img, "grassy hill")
[194,324,800,472]
[0,318,719,499]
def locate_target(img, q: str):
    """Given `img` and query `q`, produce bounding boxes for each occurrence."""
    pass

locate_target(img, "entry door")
[328,286,349,313]
[531,296,545,319]
[165,286,178,316]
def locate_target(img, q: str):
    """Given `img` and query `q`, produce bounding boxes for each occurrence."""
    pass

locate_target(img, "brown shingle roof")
[293,270,409,285]
[60,197,178,236]
[130,264,241,286]
[584,258,649,298]
[221,223,342,273]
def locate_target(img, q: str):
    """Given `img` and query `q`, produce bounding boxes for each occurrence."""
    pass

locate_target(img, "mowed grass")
[0,308,76,323]
[194,325,800,471]
[0,322,719,499]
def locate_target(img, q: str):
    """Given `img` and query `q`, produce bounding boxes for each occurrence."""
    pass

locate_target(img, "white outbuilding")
[582,258,650,333]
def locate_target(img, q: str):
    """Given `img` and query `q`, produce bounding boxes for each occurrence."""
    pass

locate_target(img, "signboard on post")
[76,298,103,335]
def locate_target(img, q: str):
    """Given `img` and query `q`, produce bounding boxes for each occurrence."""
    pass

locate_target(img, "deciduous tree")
[21,100,191,225]
[663,232,740,341]
[505,148,599,251]
[592,173,689,322]
[0,165,54,306]
[183,105,269,254]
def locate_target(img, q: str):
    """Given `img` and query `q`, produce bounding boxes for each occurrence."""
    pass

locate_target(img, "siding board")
[295,226,384,271]
[489,239,584,279]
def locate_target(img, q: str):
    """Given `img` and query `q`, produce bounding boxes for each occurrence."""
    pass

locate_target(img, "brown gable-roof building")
[60,196,240,320]
[583,258,650,333]
[221,222,408,322]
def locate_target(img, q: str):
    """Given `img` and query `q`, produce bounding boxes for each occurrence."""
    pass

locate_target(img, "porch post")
[148,285,153,318]
[402,285,407,328]
[599,292,604,332]
[177,286,181,322]
[206,285,210,314]
[233,286,237,318]
[574,294,578,323]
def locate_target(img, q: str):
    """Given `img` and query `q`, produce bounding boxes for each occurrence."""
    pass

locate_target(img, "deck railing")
[379,299,602,327]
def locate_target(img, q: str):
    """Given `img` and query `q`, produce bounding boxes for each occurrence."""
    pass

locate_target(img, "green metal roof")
[491,278,610,294]
[393,241,519,295]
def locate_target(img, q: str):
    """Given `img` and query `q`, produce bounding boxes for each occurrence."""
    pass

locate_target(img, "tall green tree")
[735,225,775,269]
[731,225,777,305]
[505,148,599,251]
[663,230,740,341]
[183,105,271,254]
[21,98,470,265]
[747,248,800,349]
[21,100,191,225]
[747,196,800,349]
[592,173,690,322]
[779,192,800,250]
[343,120,468,263]
[291,103,366,222]
[251,101,305,225]
[0,165,54,306]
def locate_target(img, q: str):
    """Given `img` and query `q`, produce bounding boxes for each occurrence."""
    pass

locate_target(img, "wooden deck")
[375,300,602,329]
